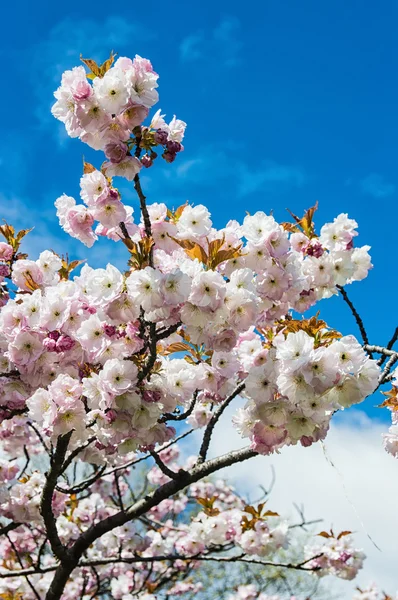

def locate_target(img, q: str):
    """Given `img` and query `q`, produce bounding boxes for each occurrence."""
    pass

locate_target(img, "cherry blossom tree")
[0,50,397,600]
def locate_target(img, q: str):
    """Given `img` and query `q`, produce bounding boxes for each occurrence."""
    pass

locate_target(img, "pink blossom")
[0,243,13,262]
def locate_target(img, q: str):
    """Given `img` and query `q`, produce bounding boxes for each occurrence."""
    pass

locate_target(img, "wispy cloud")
[360,173,395,198]
[237,161,307,196]
[179,16,243,67]
[0,193,127,270]
[180,34,204,62]
[166,147,307,197]
[206,405,398,599]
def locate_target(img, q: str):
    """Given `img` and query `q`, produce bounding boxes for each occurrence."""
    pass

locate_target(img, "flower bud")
[141,154,153,168]
[162,150,176,163]
[166,140,182,153]
[0,265,10,277]
[154,129,168,145]
[104,142,128,164]
[103,324,117,338]
[56,335,75,352]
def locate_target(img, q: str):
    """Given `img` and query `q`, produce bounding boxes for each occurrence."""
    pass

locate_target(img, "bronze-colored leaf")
[23,273,40,291]
[196,496,220,516]
[174,201,189,221]
[80,55,102,78]
[83,160,97,174]
[337,530,352,540]
[15,227,33,244]
[281,221,300,233]
[379,386,398,411]
[211,244,244,269]
[244,505,258,517]
[99,51,117,77]
[185,244,208,263]
[285,202,319,238]
[167,235,197,251]
[208,235,226,260]
[58,257,86,281]
[317,531,333,539]
[263,510,279,517]
[0,223,15,244]
[164,342,192,355]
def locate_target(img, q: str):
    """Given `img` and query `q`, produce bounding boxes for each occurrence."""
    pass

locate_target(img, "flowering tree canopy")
[0,51,397,600]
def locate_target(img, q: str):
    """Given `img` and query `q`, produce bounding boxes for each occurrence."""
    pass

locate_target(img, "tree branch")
[162,390,198,422]
[102,428,195,477]
[45,442,257,597]
[56,465,106,495]
[156,322,182,341]
[0,522,22,536]
[134,174,152,240]
[40,432,73,563]
[377,327,398,367]
[60,436,97,475]
[197,383,245,464]
[337,285,373,358]
[150,450,181,480]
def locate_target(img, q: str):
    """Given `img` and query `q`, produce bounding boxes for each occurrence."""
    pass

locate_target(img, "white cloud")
[202,405,398,598]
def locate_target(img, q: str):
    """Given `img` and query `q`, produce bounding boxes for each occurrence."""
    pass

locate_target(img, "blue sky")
[1,0,397,422]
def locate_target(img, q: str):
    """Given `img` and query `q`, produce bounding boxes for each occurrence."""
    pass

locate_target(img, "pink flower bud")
[0,243,13,262]
[103,324,117,338]
[141,154,153,168]
[154,129,168,145]
[0,264,10,277]
[48,330,61,341]
[56,335,75,352]
[43,338,57,352]
[105,409,118,423]
[104,142,128,164]
[162,150,176,163]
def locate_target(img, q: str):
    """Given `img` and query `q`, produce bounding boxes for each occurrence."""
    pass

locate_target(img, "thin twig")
[377,327,398,366]
[60,436,97,475]
[6,533,41,600]
[162,391,198,422]
[0,552,323,579]
[27,422,51,456]
[156,322,182,341]
[150,450,182,480]
[337,285,373,358]
[0,522,22,537]
[102,428,195,477]
[197,383,245,464]
[56,465,106,495]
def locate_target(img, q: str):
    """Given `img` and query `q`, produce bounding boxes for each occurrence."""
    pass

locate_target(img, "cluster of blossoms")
[227,584,397,600]
[303,530,365,580]
[52,52,186,176]
[234,329,378,454]
[353,585,398,600]
[0,444,364,599]
[381,374,398,457]
[0,233,378,458]
[0,195,379,458]
[0,50,388,599]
